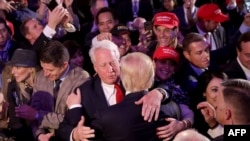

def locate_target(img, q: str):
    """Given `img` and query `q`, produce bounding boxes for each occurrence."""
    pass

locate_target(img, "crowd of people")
[0,0,250,141]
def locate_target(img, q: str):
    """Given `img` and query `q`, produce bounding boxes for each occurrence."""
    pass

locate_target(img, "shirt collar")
[58,65,70,81]
[237,57,250,80]
[190,63,206,76]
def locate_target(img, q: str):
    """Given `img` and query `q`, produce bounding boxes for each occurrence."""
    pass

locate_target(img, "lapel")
[93,76,109,109]
[212,31,220,49]
[232,60,247,79]
[180,7,187,25]
[187,63,200,82]
[55,67,76,110]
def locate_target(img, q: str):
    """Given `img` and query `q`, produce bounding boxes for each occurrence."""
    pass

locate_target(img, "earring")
[203,93,206,98]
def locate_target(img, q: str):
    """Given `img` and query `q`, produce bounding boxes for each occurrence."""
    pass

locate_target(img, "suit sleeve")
[31,33,50,52]
[56,107,83,141]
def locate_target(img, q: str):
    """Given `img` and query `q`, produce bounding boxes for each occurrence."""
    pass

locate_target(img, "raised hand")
[197,101,218,128]
[0,0,15,13]
[47,5,67,29]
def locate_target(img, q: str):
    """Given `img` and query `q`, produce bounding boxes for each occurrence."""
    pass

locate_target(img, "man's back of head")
[173,129,210,141]
[220,79,250,125]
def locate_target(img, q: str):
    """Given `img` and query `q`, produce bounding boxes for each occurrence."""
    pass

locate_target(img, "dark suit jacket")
[91,91,165,141]
[113,0,154,24]
[175,61,200,95]
[172,6,198,36]
[189,24,227,49]
[57,75,178,141]
[57,75,110,141]
[223,59,247,79]
[31,33,50,52]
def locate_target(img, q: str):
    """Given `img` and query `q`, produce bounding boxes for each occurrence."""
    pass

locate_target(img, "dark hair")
[237,31,250,51]
[20,18,33,37]
[162,0,178,11]
[95,7,117,24]
[197,70,228,95]
[90,0,98,7]
[182,32,205,52]
[0,17,11,35]
[221,79,250,122]
[39,40,70,67]
[63,40,81,58]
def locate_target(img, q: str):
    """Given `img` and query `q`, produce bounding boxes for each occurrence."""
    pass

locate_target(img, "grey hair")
[89,39,120,63]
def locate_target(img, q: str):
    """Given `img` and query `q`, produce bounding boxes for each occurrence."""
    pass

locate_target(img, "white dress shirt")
[69,81,118,141]
[237,57,250,80]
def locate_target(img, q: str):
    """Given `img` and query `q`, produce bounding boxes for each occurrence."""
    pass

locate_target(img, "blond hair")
[120,52,154,92]
[17,67,38,101]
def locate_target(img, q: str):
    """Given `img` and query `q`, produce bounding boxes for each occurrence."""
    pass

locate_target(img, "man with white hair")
[57,40,170,141]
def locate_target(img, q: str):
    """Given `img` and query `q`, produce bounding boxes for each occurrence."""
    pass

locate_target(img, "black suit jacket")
[57,75,178,141]
[91,91,165,141]
[57,76,111,141]
[31,33,50,52]
[175,61,200,95]
[223,59,247,79]
[189,24,227,49]
[113,0,154,24]
[172,6,198,36]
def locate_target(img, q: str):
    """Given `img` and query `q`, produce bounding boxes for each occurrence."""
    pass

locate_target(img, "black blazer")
[57,75,111,141]
[31,33,50,52]
[175,61,200,95]
[189,24,227,49]
[57,75,178,141]
[223,59,247,79]
[172,6,198,36]
[91,91,166,141]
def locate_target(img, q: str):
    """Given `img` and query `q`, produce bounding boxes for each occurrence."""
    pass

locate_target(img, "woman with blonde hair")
[5,49,40,141]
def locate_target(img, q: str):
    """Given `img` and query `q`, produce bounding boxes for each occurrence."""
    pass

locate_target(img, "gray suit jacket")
[31,66,89,136]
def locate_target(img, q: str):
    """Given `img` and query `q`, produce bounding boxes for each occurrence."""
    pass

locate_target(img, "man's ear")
[62,61,69,69]
[225,108,232,121]
[93,64,98,73]
[152,60,156,70]
[236,48,240,57]
[183,50,190,61]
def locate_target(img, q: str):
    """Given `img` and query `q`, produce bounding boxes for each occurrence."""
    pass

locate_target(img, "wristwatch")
[156,88,170,101]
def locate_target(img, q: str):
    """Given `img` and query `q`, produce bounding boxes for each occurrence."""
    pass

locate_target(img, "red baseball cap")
[197,4,228,23]
[153,47,180,63]
[153,12,179,29]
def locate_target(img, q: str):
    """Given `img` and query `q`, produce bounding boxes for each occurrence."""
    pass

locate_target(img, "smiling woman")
[192,69,228,137]
[4,49,40,141]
